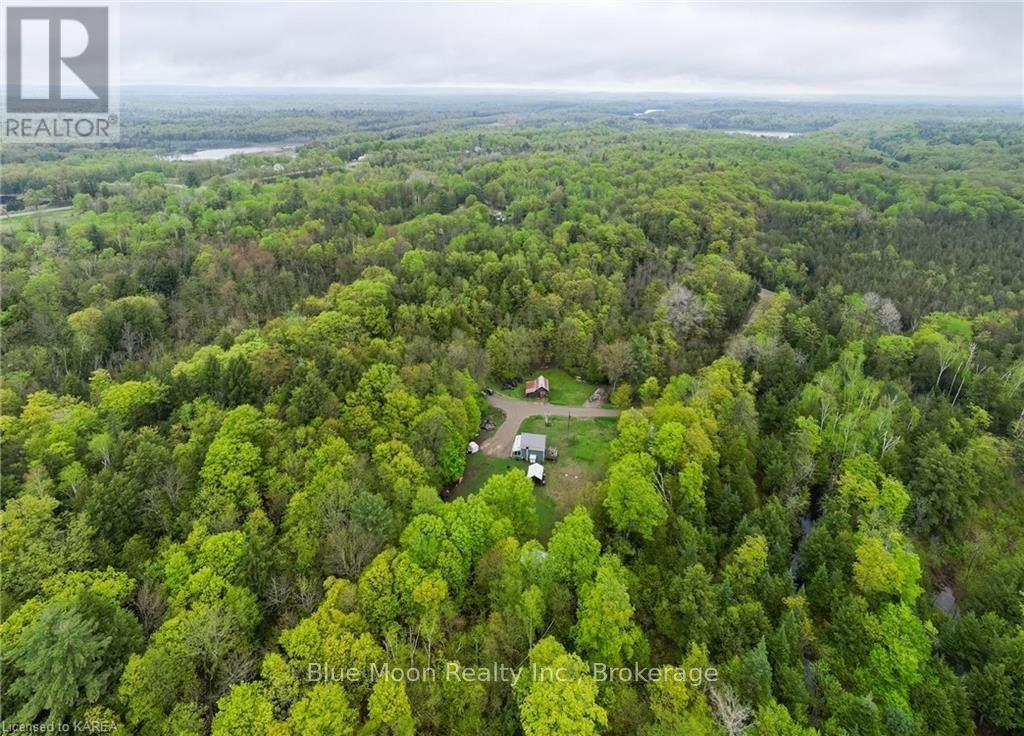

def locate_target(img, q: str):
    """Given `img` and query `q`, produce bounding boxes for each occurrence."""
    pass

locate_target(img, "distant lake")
[164,145,293,161]
[720,129,799,139]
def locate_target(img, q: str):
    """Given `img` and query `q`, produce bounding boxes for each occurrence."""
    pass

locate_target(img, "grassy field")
[500,368,598,406]
[518,414,617,468]
[455,414,617,541]
[459,453,516,496]
[518,414,616,514]
[546,369,599,405]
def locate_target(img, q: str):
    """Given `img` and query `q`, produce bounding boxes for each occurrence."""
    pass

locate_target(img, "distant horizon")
[104,84,1023,108]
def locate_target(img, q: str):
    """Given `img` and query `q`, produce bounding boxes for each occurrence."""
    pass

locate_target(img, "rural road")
[479,393,620,458]
[0,206,73,221]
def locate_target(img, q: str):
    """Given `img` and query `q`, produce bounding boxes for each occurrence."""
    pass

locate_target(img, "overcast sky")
[118,2,1022,98]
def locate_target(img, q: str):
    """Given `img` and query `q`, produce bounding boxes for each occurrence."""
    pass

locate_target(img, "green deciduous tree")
[518,637,607,736]
[211,682,274,736]
[287,683,358,734]
[604,453,666,540]
[366,677,415,736]
[574,554,645,665]
[480,470,538,541]
[546,507,601,589]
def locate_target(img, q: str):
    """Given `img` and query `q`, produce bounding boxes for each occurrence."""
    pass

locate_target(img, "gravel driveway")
[478,393,620,458]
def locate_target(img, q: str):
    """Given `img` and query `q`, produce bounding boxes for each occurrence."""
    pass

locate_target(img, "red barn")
[524,375,550,399]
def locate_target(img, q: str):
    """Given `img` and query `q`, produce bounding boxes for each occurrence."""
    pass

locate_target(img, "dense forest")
[1,97,1022,735]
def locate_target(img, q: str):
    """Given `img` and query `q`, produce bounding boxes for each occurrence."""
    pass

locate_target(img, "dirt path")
[479,394,620,458]
[741,287,777,329]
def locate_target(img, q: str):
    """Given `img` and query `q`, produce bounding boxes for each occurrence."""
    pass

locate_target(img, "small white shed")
[527,462,545,484]
[467,441,480,454]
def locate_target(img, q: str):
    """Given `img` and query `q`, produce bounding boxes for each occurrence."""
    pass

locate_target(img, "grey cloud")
[119,2,1023,98]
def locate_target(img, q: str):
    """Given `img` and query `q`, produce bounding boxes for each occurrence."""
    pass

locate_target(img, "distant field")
[502,368,599,406]
[0,207,75,233]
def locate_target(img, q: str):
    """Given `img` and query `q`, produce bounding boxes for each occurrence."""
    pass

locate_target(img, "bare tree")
[324,527,382,580]
[950,341,977,405]
[708,685,753,736]
[653,464,672,507]
[218,651,256,697]
[134,580,167,636]
[1012,409,1024,443]
[865,292,902,333]
[295,575,321,614]
[1003,363,1024,396]
[660,284,708,337]
[264,574,293,615]
[143,466,183,534]
[934,342,957,393]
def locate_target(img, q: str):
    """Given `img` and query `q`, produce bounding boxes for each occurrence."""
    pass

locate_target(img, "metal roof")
[520,433,547,451]
[524,375,550,394]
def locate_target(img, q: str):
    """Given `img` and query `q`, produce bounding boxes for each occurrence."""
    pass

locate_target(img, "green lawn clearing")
[523,414,616,521]
[498,368,599,406]
[458,453,516,496]
[518,414,617,470]
[543,369,599,405]
[454,414,616,542]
